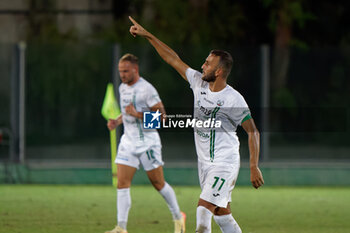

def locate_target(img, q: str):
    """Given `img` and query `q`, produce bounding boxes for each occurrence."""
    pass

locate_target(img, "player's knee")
[196,205,213,233]
[150,179,165,191]
[196,224,210,233]
[117,179,131,189]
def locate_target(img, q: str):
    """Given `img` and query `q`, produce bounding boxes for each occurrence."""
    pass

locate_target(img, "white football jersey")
[119,77,161,148]
[186,68,251,166]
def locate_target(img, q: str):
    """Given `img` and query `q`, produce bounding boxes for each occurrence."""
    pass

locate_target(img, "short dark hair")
[119,53,139,65]
[210,50,233,79]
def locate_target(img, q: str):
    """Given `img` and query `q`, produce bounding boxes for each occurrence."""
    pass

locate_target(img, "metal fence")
[0,42,349,184]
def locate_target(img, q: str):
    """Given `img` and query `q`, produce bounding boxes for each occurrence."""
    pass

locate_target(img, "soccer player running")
[106,53,186,233]
[128,17,264,233]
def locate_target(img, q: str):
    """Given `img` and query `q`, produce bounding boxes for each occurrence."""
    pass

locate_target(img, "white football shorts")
[115,138,164,171]
[198,160,240,207]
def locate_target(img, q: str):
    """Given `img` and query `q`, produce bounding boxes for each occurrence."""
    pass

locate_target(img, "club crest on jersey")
[217,100,224,106]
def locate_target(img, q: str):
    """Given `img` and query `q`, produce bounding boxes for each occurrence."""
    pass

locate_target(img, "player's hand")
[125,104,138,117]
[107,119,119,131]
[250,166,264,189]
[129,16,148,37]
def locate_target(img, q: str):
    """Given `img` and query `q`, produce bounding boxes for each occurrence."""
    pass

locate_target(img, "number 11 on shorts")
[212,176,226,191]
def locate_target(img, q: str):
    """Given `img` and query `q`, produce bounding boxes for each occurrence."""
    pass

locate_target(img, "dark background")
[0,0,349,163]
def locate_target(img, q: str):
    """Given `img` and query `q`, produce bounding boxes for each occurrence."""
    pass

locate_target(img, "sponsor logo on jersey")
[199,106,212,115]
[204,97,214,104]
[117,156,129,161]
[196,129,210,139]
[123,99,132,104]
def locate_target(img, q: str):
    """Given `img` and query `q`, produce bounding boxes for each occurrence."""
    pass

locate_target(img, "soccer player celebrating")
[106,53,186,233]
[128,17,264,233]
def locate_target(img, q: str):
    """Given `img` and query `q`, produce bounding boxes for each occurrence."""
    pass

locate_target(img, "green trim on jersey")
[209,107,220,162]
[146,149,155,160]
[133,94,144,141]
[241,114,252,124]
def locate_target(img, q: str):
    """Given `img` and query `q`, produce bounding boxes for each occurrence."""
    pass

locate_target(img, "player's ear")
[133,65,139,73]
[215,67,222,77]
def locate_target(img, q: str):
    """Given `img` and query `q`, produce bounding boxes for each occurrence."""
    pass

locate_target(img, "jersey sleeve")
[146,84,161,108]
[230,93,252,126]
[186,68,203,90]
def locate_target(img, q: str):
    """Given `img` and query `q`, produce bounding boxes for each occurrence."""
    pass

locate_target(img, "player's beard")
[121,74,136,85]
[202,70,217,82]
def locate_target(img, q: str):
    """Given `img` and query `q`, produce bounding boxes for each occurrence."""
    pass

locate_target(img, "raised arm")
[242,118,264,189]
[129,16,189,81]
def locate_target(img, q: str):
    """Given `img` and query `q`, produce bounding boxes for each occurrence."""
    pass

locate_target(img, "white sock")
[214,214,242,233]
[117,188,131,230]
[159,182,182,220]
[196,206,212,233]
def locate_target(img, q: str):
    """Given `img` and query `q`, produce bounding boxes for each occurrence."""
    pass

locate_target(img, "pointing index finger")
[129,16,138,26]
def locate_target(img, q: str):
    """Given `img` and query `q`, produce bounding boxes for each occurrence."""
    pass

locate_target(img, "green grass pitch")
[0,185,349,233]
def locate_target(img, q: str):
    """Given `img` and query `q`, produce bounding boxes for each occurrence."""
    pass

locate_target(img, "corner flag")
[101,83,121,187]
[101,83,120,120]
